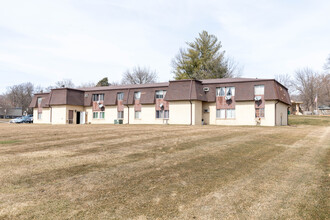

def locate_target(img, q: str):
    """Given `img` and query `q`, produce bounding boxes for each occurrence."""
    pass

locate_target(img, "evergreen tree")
[96,77,110,86]
[172,31,240,80]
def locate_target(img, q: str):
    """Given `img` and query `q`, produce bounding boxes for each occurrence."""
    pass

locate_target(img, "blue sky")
[0,0,329,93]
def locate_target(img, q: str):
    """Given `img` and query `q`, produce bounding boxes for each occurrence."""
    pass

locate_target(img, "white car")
[9,117,23,123]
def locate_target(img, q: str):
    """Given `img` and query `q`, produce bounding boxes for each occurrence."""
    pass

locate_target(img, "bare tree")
[0,94,12,118]
[110,81,121,86]
[6,82,34,114]
[121,66,158,85]
[77,81,96,88]
[323,54,330,73]
[275,73,293,94]
[224,57,243,78]
[54,79,75,88]
[293,68,326,112]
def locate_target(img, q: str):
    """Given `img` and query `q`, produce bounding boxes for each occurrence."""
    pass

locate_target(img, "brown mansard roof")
[29,78,291,107]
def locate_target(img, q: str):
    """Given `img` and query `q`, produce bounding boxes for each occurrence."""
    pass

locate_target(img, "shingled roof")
[30,78,291,107]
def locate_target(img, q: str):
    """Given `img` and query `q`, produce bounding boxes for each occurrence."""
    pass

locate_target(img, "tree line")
[275,57,330,112]
[0,30,329,115]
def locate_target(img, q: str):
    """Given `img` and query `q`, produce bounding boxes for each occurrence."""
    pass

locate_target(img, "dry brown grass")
[0,123,329,219]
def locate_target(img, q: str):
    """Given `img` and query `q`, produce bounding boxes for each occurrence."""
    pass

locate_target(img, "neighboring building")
[318,105,330,115]
[29,78,291,126]
[290,101,303,115]
[0,107,22,119]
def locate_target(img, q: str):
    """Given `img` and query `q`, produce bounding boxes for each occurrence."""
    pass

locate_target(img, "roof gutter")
[125,88,130,124]
[49,91,53,124]
[189,80,193,125]
[275,100,279,126]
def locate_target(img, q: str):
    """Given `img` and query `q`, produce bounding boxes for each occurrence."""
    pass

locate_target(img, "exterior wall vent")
[203,87,209,92]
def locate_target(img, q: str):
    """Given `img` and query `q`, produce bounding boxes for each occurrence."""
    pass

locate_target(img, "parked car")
[10,116,33,123]
[9,117,23,123]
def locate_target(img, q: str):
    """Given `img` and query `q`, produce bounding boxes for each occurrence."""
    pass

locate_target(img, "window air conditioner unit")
[203,87,209,92]
[254,96,262,101]
[225,95,232,100]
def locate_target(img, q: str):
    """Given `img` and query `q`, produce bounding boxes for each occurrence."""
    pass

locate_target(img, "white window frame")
[99,112,105,119]
[117,92,124,101]
[37,97,42,105]
[135,111,141,119]
[216,87,235,97]
[92,94,104,102]
[156,110,169,119]
[254,85,264,95]
[216,109,235,119]
[155,90,166,99]
[226,109,236,119]
[38,112,42,119]
[255,108,265,118]
[117,111,124,119]
[216,109,225,119]
[134,92,141,100]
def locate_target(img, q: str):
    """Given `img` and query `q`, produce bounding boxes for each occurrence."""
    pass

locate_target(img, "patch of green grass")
[0,140,21,144]
[289,115,330,126]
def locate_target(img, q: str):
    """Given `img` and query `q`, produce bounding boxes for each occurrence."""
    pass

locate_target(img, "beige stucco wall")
[192,101,203,125]
[33,108,51,124]
[128,104,165,124]
[35,101,284,126]
[85,106,117,124]
[51,105,85,124]
[168,101,192,125]
[275,102,288,126]
[202,101,276,126]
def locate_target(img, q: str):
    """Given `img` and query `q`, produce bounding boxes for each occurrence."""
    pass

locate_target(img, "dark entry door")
[68,110,74,124]
[76,111,80,124]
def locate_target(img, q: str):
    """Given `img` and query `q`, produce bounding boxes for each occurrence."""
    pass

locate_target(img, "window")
[216,87,235,96]
[134,92,141,100]
[117,111,124,119]
[255,108,265,118]
[164,110,169,119]
[254,85,264,95]
[37,97,42,105]
[99,112,105,119]
[92,94,104,101]
[155,90,166,99]
[216,109,225,119]
[135,111,141,119]
[226,109,236,119]
[216,109,235,119]
[117,92,124,100]
[156,110,169,119]
[38,112,42,119]
[226,87,235,96]
[216,87,225,96]
[93,112,98,119]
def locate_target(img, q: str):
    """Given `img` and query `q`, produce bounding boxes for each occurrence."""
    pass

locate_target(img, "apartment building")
[29,78,291,126]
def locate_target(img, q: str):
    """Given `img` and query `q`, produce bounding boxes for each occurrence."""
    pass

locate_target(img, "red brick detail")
[38,103,42,113]
[255,95,265,108]
[155,99,169,110]
[93,100,104,111]
[134,99,141,111]
[216,96,236,109]
[117,100,124,111]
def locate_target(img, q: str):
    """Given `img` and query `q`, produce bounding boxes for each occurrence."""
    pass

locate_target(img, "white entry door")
[80,112,86,124]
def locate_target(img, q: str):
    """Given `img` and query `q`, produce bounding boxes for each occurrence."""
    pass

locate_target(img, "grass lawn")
[0,118,329,219]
